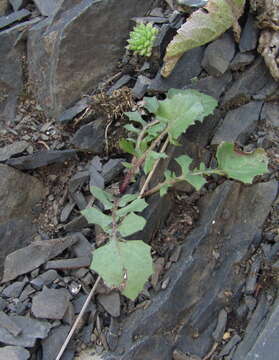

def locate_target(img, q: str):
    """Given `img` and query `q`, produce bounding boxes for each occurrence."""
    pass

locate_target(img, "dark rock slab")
[0,346,30,360]
[107,75,132,95]
[70,120,105,153]
[69,170,89,194]
[9,0,24,12]
[132,75,151,99]
[219,334,241,357]
[2,279,27,298]
[148,46,204,93]
[0,311,22,336]
[239,13,259,53]
[211,101,263,145]
[30,269,59,290]
[42,324,74,360]
[104,180,277,359]
[28,0,152,117]
[64,215,88,232]
[33,0,63,16]
[260,102,279,127]
[7,150,78,170]
[98,292,120,318]
[201,32,235,76]
[0,141,29,162]
[2,236,78,283]
[230,52,256,71]
[71,232,92,258]
[0,315,51,347]
[32,287,70,320]
[0,9,30,30]
[102,158,125,184]
[45,256,91,270]
[58,97,89,124]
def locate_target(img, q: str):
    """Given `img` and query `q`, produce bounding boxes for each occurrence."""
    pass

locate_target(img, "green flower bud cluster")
[127,23,158,57]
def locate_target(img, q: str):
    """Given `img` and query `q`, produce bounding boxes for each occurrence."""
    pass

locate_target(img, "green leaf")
[176,155,207,190]
[122,162,133,169]
[118,212,146,237]
[90,186,113,210]
[162,0,245,76]
[144,151,168,174]
[116,198,148,217]
[125,111,146,126]
[91,240,153,300]
[156,91,217,140]
[216,142,269,184]
[119,139,136,156]
[143,96,160,114]
[146,122,166,138]
[118,194,138,207]
[124,124,141,134]
[160,183,171,197]
[81,207,112,232]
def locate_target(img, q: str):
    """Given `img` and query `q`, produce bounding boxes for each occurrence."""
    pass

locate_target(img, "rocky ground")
[0,0,279,360]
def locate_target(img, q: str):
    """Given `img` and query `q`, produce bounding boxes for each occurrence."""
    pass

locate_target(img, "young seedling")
[126,23,159,57]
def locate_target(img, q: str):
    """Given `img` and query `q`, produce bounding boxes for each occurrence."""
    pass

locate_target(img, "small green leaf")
[81,207,112,232]
[160,183,171,197]
[119,139,136,156]
[125,111,146,126]
[144,151,168,174]
[90,186,113,210]
[122,162,133,169]
[143,96,160,114]
[146,122,166,138]
[91,240,153,300]
[216,142,269,183]
[116,198,148,217]
[118,194,138,207]
[124,124,141,134]
[176,155,207,190]
[118,212,146,237]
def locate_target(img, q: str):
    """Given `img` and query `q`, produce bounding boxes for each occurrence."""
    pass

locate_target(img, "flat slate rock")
[33,0,63,16]
[32,287,70,320]
[70,119,105,153]
[58,97,89,124]
[0,141,29,162]
[0,9,30,29]
[98,292,121,317]
[2,236,78,283]
[260,102,279,127]
[104,180,277,359]
[239,13,259,53]
[0,346,30,360]
[42,324,74,360]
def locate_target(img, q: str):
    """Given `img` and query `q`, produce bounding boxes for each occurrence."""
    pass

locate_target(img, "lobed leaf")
[216,142,269,183]
[90,186,113,210]
[118,212,146,237]
[162,0,245,77]
[176,155,207,190]
[118,194,139,207]
[81,207,112,232]
[91,240,153,300]
[119,138,136,156]
[116,198,148,217]
[144,151,168,174]
[143,96,160,114]
[124,111,146,126]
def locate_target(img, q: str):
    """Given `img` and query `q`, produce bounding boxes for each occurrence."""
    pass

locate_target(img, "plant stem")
[136,119,160,151]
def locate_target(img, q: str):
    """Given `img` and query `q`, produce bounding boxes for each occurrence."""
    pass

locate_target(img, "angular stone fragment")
[58,97,89,124]
[42,325,73,360]
[2,236,77,283]
[71,120,105,153]
[0,311,22,336]
[32,287,70,320]
[28,0,152,117]
[132,75,151,99]
[230,52,255,71]
[98,292,121,317]
[107,75,132,95]
[45,256,91,270]
[260,102,279,127]
[0,9,30,30]
[0,346,30,360]
[30,269,59,290]
[2,280,27,298]
[239,13,259,53]
[0,141,29,162]
[33,0,63,16]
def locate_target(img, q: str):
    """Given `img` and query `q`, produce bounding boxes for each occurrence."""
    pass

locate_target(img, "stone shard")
[103,180,277,359]
[0,346,30,360]
[239,13,259,53]
[33,0,63,16]
[0,9,30,30]
[260,102,279,127]
[42,325,74,360]
[2,236,78,283]
[98,292,121,318]
[0,141,29,161]
[28,0,152,118]
[70,120,105,153]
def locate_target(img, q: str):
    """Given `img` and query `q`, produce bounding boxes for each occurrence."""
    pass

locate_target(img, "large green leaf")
[143,96,160,114]
[216,142,269,183]
[116,198,148,217]
[162,0,245,77]
[176,155,207,190]
[81,207,112,232]
[118,212,146,237]
[90,186,114,210]
[91,240,153,300]
[118,194,138,207]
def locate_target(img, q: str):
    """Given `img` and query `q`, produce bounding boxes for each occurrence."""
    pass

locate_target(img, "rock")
[60,201,75,222]
[45,256,91,270]
[70,120,105,153]
[107,75,132,95]
[69,171,90,194]
[7,150,78,170]
[98,292,121,318]
[89,160,104,189]
[0,297,7,310]
[212,309,227,341]
[33,0,63,16]
[30,270,59,290]
[260,102,279,127]
[71,191,87,210]
[132,75,151,99]
[0,315,51,347]
[64,215,88,232]
[152,23,176,60]
[71,233,92,258]
[211,101,263,145]
[2,280,27,298]
[177,0,207,7]
[0,311,22,336]
[19,284,35,301]
[58,97,90,124]
[72,293,96,314]
[0,346,30,360]
[202,32,235,76]
[239,13,259,53]
[102,158,125,184]
[223,58,276,105]
[32,287,70,320]
[245,257,261,294]
[0,0,8,15]
[28,0,152,117]
[218,334,241,357]
[0,9,30,30]
[42,325,74,360]
[9,0,23,11]
[148,46,204,93]
[173,350,201,360]
[0,141,29,162]
[2,236,78,283]
[104,180,277,359]
[107,317,120,351]
[230,52,256,71]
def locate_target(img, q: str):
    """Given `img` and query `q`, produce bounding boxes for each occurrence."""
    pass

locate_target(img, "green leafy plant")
[82,89,268,300]
[127,23,159,57]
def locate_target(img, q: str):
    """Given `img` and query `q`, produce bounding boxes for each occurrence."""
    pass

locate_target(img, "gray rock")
[219,334,241,357]
[71,191,87,210]
[102,158,125,184]
[0,297,7,310]
[223,58,276,105]
[72,293,96,314]
[60,201,75,222]
[28,0,152,117]
[32,287,70,320]
[0,9,30,29]
[0,141,29,162]
[0,0,8,15]
[239,13,259,53]
[89,159,104,189]
[58,97,90,124]
[230,52,256,71]
[19,284,35,301]
[104,180,277,359]
[69,170,90,194]
[2,280,27,298]
[7,150,78,170]
[71,232,92,258]
[98,292,120,317]
[42,325,74,360]
[0,346,30,360]
[0,315,51,347]
[2,236,78,283]
[152,24,176,60]
[149,46,204,93]
[30,269,59,290]
[64,215,88,232]
[212,309,227,342]
[45,256,91,270]
[0,311,22,336]
[107,75,132,95]
[245,257,261,294]
[132,75,151,99]
[202,32,235,76]
[9,0,23,11]
[70,120,105,153]
[260,102,279,127]
[33,0,63,16]
[211,101,263,145]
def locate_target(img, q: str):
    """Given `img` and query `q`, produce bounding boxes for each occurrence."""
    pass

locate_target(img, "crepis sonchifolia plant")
[82,89,269,300]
